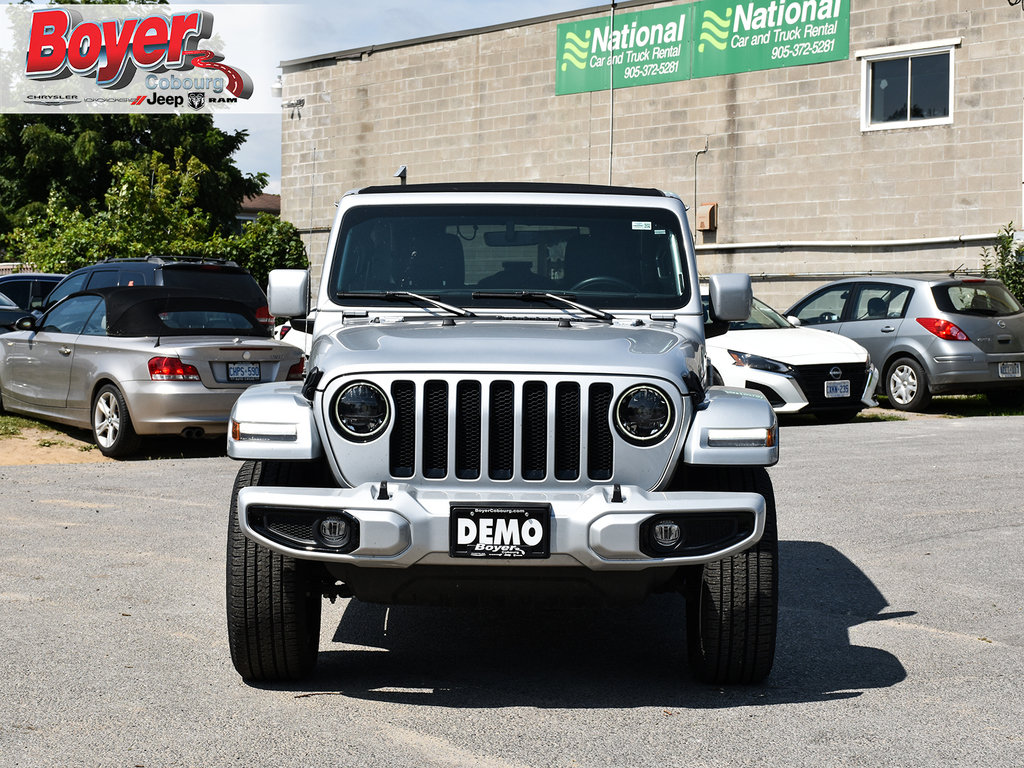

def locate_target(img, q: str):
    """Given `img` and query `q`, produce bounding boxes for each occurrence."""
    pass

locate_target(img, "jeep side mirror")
[705,273,752,340]
[268,269,310,319]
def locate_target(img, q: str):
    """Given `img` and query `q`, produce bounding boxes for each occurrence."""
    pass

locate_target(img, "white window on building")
[857,39,961,132]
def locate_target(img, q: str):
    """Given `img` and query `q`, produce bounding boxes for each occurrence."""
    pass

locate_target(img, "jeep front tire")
[680,466,778,685]
[226,460,323,682]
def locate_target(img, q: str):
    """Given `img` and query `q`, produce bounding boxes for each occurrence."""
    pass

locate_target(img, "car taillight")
[278,324,291,339]
[286,360,305,381]
[149,356,201,381]
[256,305,274,330]
[916,317,969,341]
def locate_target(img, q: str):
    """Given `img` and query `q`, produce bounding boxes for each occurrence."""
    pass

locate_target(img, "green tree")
[214,213,309,287]
[5,150,305,282]
[0,113,265,236]
[981,223,1024,303]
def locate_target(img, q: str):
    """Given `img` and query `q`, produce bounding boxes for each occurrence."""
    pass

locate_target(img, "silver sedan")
[787,275,1024,411]
[0,286,303,457]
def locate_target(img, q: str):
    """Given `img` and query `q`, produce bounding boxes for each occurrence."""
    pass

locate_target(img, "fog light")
[652,519,682,549]
[317,516,351,548]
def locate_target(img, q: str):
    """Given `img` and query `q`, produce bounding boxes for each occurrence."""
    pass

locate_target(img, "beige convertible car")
[0,286,303,457]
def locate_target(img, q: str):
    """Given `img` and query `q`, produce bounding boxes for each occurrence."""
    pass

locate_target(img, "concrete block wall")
[280,0,1024,293]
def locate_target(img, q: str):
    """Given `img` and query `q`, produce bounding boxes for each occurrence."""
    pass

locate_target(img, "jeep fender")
[227,382,322,461]
[683,386,779,466]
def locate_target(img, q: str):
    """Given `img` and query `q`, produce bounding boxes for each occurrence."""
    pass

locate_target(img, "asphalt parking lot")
[1,415,1022,767]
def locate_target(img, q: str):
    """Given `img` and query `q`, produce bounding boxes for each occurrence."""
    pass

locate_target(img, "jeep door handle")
[880,326,896,333]
[59,346,72,356]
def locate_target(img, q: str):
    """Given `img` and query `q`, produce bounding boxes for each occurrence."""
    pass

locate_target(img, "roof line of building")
[279,0,675,71]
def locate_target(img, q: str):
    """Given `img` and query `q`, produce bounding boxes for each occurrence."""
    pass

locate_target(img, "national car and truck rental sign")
[556,0,849,95]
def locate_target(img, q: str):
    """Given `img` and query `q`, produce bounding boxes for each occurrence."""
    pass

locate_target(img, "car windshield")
[700,296,791,330]
[932,282,1023,317]
[328,203,689,311]
[728,298,792,330]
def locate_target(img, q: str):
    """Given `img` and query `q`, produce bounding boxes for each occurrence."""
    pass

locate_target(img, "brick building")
[278,0,1024,306]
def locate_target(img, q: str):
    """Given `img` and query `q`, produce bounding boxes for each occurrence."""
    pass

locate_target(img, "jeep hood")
[310,319,700,381]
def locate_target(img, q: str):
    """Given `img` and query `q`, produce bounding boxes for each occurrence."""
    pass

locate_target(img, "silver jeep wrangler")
[225,183,779,685]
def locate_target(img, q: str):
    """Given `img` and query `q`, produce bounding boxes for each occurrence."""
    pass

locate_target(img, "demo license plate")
[825,380,851,398]
[228,362,261,382]
[998,362,1021,379]
[450,504,550,559]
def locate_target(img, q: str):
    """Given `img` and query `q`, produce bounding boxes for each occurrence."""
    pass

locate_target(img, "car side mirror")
[14,315,37,332]
[705,273,752,339]
[787,315,802,327]
[268,269,310,319]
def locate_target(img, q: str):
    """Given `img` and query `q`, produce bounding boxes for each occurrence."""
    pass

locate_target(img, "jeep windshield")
[328,204,690,311]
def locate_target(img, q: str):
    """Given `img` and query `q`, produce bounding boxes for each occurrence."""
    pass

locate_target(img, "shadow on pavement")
[260,540,909,708]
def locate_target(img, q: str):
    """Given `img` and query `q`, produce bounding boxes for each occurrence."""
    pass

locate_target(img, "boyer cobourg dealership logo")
[23,7,253,107]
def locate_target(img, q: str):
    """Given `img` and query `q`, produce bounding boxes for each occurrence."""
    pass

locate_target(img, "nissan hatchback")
[787,275,1024,410]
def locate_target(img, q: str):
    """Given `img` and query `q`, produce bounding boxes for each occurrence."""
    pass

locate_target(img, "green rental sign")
[555,0,848,95]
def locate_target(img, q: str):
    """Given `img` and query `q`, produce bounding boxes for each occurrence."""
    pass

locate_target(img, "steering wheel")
[570,276,638,292]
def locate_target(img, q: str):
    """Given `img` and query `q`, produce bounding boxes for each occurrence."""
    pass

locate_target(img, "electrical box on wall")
[697,202,718,231]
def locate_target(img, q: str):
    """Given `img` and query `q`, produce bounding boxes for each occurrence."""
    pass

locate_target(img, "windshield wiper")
[336,291,475,317]
[471,291,614,323]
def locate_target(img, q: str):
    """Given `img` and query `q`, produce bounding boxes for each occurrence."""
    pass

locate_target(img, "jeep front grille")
[324,373,685,490]
[383,377,612,483]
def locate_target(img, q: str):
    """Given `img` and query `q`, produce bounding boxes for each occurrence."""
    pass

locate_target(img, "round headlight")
[333,381,389,440]
[614,385,672,444]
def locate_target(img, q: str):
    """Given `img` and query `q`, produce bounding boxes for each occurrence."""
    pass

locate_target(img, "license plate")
[227,362,261,382]
[998,362,1021,379]
[450,504,550,559]
[825,380,851,398]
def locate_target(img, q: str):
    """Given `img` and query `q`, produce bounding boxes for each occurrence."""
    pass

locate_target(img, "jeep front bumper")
[236,483,766,571]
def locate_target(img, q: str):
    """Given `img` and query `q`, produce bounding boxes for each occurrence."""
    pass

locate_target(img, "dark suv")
[0,273,64,312]
[45,256,271,328]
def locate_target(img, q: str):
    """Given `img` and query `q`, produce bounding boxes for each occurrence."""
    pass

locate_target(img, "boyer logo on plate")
[23,7,252,100]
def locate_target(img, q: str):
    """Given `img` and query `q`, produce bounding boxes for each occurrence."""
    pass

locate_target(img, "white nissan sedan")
[704,294,878,421]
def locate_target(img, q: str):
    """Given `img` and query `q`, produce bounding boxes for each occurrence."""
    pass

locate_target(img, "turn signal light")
[916,317,969,341]
[148,356,201,381]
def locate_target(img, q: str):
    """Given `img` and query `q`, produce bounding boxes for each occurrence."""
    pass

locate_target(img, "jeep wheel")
[226,460,324,682]
[680,466,778,685]
[92,384,141,458]
[885,356,931,412]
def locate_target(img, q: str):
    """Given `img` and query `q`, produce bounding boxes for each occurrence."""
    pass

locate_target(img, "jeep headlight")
[727,350,792,375]
[614,385,672,444]
[332,381,389,441]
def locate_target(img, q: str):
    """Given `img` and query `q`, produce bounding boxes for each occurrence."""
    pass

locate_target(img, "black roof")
[66,286,266,337]
[356,182,669,197]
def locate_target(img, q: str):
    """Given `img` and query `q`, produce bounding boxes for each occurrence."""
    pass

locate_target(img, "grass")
[876,394,1024,418]
[0,413,51,437]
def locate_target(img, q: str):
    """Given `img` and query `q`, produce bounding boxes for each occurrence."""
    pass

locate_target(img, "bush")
[981,223,1024,303]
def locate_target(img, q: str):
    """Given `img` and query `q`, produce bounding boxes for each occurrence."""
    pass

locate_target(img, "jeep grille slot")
[522,382,548,481]
[390,381,416,477]
[423,380,449,478]
[555,382,581,481]
[588,383,614,480]
[489,381,515,480]
[455,381,481,479]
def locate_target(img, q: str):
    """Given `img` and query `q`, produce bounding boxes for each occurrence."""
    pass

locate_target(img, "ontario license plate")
[450,504,550,559]
[825,380,851,398]
[227,362,261,382]
[998,362,1021,378]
